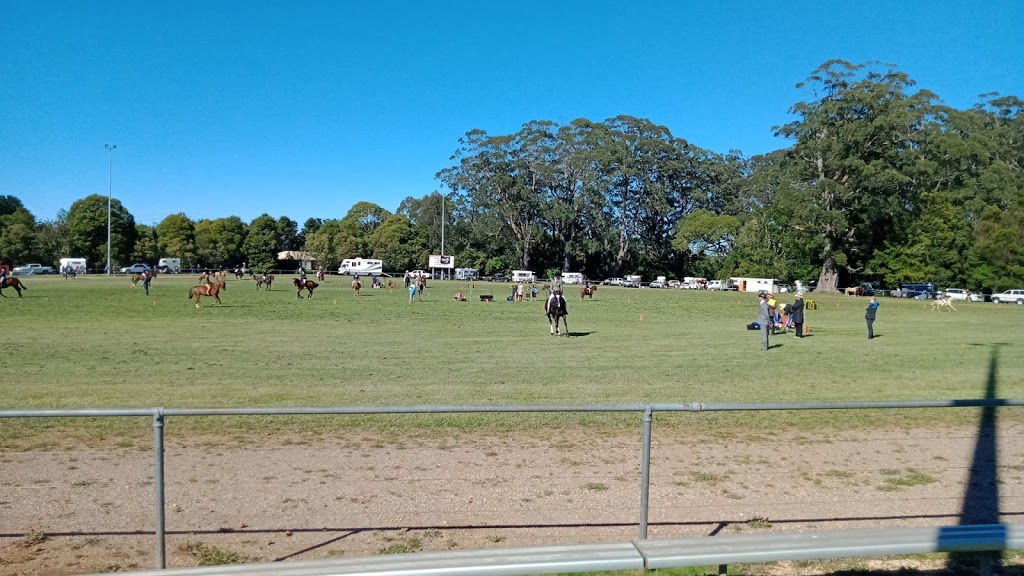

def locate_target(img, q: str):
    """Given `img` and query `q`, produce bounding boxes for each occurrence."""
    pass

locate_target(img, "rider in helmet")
[299,266,307,283]
[547,272,566,315]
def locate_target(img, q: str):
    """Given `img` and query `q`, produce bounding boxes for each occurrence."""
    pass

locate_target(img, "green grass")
[1,275,1022,445]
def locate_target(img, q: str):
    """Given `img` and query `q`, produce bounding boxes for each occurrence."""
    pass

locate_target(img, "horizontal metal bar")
[2,399,1021,419]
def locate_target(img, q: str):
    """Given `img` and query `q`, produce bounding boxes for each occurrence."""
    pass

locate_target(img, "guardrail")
[3,399,1021,571]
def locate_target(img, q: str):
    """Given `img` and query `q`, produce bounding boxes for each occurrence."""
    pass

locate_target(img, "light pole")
[105,144,117,275]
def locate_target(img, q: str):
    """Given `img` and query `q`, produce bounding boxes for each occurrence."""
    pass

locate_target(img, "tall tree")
[242,214,279,271]
[0,207,37,265]
[132,224,159,263]
[65,194,137,270]
[774,60,938,292]
[34,210,74,267]
[276,216,300,251]
[195,217,247,267]
[156,213,197,265]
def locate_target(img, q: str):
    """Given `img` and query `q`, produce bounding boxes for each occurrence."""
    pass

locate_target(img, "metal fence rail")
[2,398,1021,570]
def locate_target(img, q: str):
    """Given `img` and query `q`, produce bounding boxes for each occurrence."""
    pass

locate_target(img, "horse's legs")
[561,314,569,336]
[548,314,555,335]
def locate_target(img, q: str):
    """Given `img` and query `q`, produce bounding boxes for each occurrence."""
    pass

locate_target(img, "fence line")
[2,398,1021,570]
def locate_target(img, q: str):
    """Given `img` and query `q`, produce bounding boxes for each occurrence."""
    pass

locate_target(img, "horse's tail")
[188,289,194,300]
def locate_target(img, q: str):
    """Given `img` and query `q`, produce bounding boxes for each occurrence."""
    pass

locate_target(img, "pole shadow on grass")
[944,344,1005,574]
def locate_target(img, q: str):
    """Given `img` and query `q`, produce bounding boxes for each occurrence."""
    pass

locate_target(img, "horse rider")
[299,266,307,283]
[0,266,7,287]
[547,272,566,315]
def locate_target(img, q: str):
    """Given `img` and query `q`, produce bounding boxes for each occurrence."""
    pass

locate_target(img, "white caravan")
[454,268,479,280]
[511,270,535,282]
[339,258,383,275]
[562,272,585,284]
[59,258,87,274]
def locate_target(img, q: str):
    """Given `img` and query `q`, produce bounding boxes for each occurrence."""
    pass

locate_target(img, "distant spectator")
[865,296,879,339]
[792,293,805,338]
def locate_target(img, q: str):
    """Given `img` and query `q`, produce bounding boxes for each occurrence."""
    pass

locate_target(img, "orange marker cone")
[640,314,644,321]
[333,299,338,305]
[153,300,157,306]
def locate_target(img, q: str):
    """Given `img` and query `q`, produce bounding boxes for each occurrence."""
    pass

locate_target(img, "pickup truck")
[12,263,54,276]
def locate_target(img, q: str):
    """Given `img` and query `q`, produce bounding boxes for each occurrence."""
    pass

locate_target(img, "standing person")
[404,271,411,288]
[143,270,152,296]
[865,296,879,339]
[757,291,771,351]
[531,282,539,301]
[791,292,805,338]
[408,278,416,303]
[766,292,778,333]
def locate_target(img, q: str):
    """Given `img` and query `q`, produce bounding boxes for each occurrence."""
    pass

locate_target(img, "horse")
[581,285,597,300]
[545,293,569,336]
[255,274,274,290]
[130,273,148,286]
[0,277,26,297]
[234,267,245,279]
[931,296,957,311]
[295,278,318,299]
[316,268,325,282]
[62,267,77,279]
[188,281,226,307]
[352,278,362,296]
[844,286,864,297]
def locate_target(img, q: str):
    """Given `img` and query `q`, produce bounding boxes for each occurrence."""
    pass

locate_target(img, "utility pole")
[105,144,117,274]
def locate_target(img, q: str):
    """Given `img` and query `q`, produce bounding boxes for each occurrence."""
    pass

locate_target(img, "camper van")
[454,268,479,280]
[562,272,585,285]
[158,258,181,273]
[511,270,535,282]
[59,258,87,274]
[338,258,383,275]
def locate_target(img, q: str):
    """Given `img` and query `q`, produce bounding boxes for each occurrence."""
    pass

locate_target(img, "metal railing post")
[153,408,166,569]
[639,405,653,540]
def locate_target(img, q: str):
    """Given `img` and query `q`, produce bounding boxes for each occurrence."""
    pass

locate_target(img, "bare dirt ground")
[2,424,1024,575]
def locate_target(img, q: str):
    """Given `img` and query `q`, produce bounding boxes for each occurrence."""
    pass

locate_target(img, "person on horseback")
[547,272,567,316]
[0,266,7,287]
[299,266,307,283]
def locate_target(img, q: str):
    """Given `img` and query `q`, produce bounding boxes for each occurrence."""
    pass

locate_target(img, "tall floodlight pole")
[105,144,117,274]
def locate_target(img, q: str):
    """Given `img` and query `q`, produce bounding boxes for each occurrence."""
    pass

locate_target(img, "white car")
[991,289,1024,305]
[941,288,972,301]
[707,280,724,290]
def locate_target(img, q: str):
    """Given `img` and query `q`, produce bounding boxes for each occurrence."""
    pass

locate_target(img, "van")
[511,270,535,283]
[454,268,479,280]
[339,258,383,275]
[562,272,584,285]
[59,258,87,274]
[158,258,181,273]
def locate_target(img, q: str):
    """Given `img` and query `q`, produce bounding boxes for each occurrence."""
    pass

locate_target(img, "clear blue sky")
[2,1,1021,226]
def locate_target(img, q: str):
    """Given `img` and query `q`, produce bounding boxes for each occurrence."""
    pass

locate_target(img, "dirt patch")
[2,424,1023,575]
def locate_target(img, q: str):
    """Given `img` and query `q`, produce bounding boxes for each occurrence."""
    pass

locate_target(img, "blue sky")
[2,1,1021,226]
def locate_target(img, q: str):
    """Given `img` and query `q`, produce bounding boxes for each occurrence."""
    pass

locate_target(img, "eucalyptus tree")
[438,127,546,270]
[132,224,159,263]
[156,213,197,265]
[242,214,279,271]
[774,60,938,292]
[195,216,247,267]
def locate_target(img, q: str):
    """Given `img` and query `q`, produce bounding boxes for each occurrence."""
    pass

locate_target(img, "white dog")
[931,296,957,311]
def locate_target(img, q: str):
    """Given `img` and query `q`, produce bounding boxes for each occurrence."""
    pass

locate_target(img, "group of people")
[405,271,426,303]
[757,290,879,350]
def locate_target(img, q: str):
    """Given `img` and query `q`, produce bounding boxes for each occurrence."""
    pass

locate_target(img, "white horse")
[931,296,957,311]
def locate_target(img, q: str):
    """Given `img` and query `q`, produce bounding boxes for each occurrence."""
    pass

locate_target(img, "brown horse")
[581,285,598,300]
[316,268,325,282]
[0,277,26,297]
[255,274,274,290]
[130,273,149,286]
[295,278,318,299]
[188,281,226,307]
[352,279,362,296]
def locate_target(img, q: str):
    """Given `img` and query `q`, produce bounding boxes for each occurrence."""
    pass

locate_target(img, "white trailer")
[158,258,181,273]
[59,258,87,274]
[454,268,479,280]
[339,258,383,275]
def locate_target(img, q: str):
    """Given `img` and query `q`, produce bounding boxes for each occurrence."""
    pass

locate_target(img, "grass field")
[2,273,1022,445]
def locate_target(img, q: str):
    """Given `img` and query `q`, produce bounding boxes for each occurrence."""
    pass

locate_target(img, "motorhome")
[454,268,479,280]
[511,270,535,283]
[562,272,585,285]
[158,258,181,273]
[338,258,383,275]
[59,258,87,274]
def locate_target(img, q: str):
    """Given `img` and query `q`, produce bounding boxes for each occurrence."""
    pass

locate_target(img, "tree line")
[2,60,1021,291]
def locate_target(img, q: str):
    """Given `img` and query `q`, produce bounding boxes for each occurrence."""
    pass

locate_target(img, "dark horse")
[352,278,362,296]
[188,281,226,307]
[0,278,27,297]
[294,278,318,299]
[580,285,597,300]
[255,274,274,290]
[545,293,569,336]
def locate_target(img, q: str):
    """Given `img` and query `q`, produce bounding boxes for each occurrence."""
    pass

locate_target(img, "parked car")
[858,281,878,296]
[941,288,972,301]
[12,263,54,276]
[969,292,991,303]
[489,273,508,283]
[777,284,793,293]
[707,280,724,290]
[603,278,623,286]
[649,280,665,289]
[119,263,151,274]
[991,289,1024,305]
